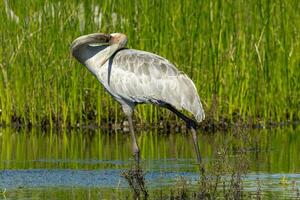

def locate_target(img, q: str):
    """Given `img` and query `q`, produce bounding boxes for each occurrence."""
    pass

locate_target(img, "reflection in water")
[0,126,300,199]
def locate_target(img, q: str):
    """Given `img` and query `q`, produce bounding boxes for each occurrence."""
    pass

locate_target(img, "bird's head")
[71,33,127,56]
[71,33,127,69]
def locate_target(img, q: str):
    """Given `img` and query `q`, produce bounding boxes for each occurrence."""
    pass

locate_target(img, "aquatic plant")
[122,163,148,199]
[0,0,300,127]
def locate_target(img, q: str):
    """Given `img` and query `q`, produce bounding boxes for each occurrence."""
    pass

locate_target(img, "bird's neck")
[73,44,119,75]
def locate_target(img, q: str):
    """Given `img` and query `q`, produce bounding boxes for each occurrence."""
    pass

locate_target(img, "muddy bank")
[1,113,299,133]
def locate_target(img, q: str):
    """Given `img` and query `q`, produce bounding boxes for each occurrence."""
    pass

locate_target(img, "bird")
[71,32,205,166]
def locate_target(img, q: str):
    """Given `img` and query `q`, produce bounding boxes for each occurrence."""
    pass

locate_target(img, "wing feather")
[101,49,205,122]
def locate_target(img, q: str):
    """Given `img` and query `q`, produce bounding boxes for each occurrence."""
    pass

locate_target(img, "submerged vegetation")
[0,0,300,128]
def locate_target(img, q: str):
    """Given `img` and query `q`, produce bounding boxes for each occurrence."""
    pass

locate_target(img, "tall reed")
[0,0,299,127]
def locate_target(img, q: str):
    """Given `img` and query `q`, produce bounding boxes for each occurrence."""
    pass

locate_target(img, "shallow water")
[0,126,299,199]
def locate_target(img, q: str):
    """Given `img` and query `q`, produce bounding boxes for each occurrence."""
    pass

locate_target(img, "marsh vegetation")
[1,0,299,128]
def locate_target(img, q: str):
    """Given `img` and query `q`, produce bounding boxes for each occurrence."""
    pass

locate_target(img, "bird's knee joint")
[122,104,134,117]
[187,122,197,130]
[133,148,140,155]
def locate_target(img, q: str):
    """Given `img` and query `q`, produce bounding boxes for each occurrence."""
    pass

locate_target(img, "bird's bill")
[87,33,111,45]
[71,32,129,51]
[70,33,111,51]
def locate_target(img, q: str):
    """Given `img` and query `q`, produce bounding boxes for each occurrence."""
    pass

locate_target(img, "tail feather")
[178,74,205,122]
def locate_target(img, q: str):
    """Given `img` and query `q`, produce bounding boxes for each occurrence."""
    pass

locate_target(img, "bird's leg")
[162,104,205,173]
[122,104,140,165]
[189,124,205,174]
[190,126,202,164]
[122,108,148,198]
[128,114,140,165]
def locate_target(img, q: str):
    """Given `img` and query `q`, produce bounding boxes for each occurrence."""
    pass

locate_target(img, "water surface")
[0,126,299,199]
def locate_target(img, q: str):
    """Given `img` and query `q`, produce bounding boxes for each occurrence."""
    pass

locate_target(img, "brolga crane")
[71,33,205,166]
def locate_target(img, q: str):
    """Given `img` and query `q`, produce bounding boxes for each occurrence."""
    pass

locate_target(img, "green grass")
[0,0,299,127]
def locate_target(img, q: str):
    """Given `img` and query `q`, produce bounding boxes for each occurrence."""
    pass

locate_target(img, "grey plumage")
[71,33,204,123]
[99,49,205,122]
[71,32,205,166]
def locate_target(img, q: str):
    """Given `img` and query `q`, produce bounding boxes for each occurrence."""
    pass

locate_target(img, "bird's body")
[92,48,205,122]
[71,33,205,166]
